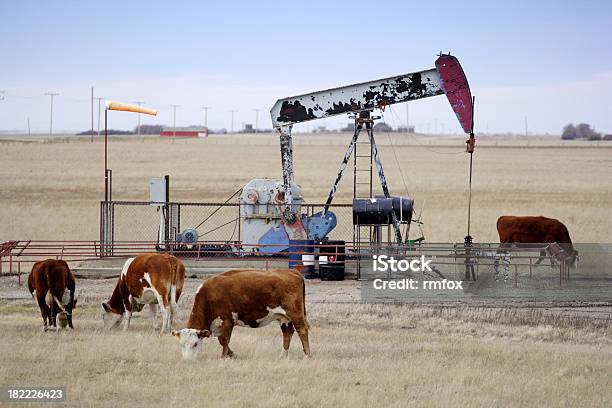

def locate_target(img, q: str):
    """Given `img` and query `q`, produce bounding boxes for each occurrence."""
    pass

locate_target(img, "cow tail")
[302,277,309,329]
[169,256,178,305]
[45,290,53,309]
[52,295,66,313]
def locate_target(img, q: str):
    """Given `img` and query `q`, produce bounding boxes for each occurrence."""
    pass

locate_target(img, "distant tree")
[575,123,600,139]
[587,132,602,141]
[561,123,576,140]
[135,124,164,135]
[373,122,393,132]
[341,123,355,132]
[77,129,133,135]
[561,123,600,140]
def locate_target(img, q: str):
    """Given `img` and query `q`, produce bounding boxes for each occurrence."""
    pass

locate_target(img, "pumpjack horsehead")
[268,54,475,256]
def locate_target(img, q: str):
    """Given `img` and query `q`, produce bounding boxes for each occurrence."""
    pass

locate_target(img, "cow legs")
[49,304,59,330]
[169,284,178,331]
[122,310,132,331]
[292,319,310,357]
[154,292,171,333]
[280,322,295,358]
[37,297,50,331]
[148,303,160,330]
[218,320,235,358]
[66,308,74,329]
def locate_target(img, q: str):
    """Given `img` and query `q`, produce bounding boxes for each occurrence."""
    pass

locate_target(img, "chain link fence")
[101,201,354,245]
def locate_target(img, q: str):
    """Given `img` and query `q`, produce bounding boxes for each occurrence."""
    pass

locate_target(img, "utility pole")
[201,106,211,136]
[524,116,529,137]
[171,104,180,143]
[134,101,145,139]
[27,117,31,137]
[94,97,105,138]
[44,92,59,138]
[229,110,237,134]
[254,108,261,133]
[405,102,410,134]
[91,86,94,142]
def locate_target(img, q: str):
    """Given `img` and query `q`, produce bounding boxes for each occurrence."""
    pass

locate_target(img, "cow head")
[172,328,211,360]
[101,302,123,329]
[58,290,78,329]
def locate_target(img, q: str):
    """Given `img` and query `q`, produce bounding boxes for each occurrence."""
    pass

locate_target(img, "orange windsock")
[105,100,157,116]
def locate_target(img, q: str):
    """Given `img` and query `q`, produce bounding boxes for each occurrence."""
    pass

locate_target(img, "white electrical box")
[239,178,303,251]
[149,177,167,205]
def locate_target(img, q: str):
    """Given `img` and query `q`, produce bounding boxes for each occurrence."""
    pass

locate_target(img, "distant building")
[603,134,612,141]
[160,126,208,137]
[396,125,416,133]
[160,130,200,137]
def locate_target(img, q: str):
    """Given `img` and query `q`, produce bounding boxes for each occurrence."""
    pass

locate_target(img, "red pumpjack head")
[435,54,474,135]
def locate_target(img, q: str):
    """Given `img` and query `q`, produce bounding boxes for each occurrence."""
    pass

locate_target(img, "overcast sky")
[1,0,611,134]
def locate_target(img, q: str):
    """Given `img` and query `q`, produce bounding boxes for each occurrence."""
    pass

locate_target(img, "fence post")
[237,204,241,243]
[529,258,532,277]
[514,265,518,288]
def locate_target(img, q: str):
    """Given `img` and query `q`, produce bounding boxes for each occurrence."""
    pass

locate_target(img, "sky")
[1,0,611,134]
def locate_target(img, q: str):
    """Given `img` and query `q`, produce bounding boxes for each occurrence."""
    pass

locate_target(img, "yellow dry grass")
[1,133,611,243]
[0,302,610,408]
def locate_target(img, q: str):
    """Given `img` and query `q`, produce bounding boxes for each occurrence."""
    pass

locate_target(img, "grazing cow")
[172,269,310,360]
[496,216,578,266]
[101,253,185,333]
[28,259,77,331]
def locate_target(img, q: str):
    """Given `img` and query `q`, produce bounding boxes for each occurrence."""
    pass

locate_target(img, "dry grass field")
[1,133,611,407]
[0,279,610,407]
[1,133,611,242]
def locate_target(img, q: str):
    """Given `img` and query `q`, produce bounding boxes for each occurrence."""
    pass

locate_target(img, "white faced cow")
[101,253,185,333]
[172,269,310,360]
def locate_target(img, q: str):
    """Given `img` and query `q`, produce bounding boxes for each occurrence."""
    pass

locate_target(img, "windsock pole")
[104,100,157,201]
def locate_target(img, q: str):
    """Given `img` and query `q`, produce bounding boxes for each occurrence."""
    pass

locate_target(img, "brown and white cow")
[172,269,310,360]
[101,253,185,333]
[497,215,579,266]
[28,259,77,331]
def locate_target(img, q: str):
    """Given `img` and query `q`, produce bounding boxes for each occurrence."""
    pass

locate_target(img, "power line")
[254,108,261,133]
[201,106,211,137]
[44,92,59,138]
[94,97,105,138]
[229,109,237,134]
[133,101,145,139]
[170,104,181,143]
[90,87,94,142]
